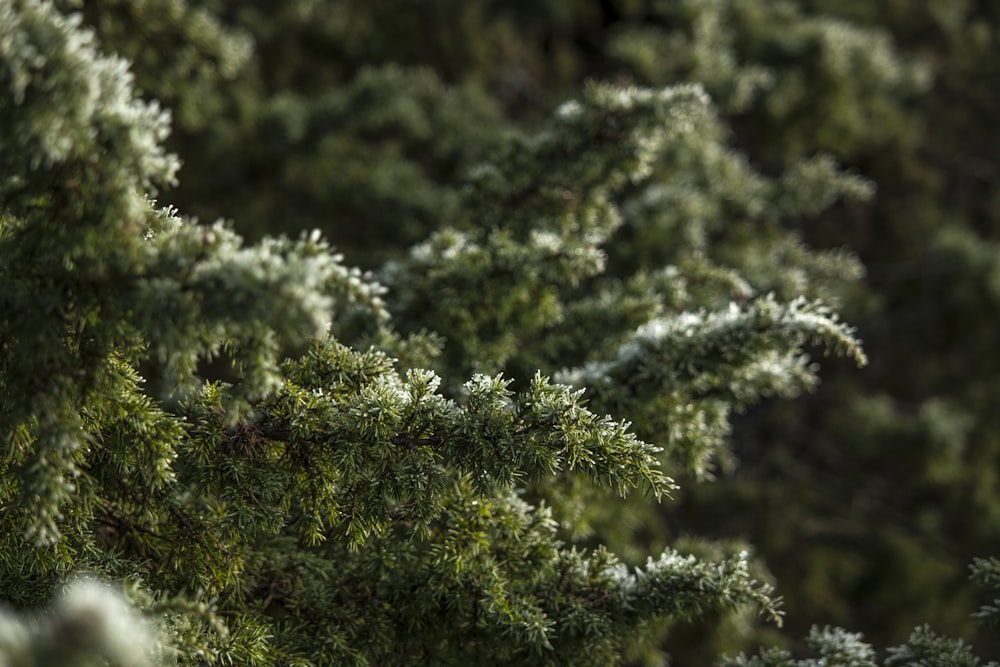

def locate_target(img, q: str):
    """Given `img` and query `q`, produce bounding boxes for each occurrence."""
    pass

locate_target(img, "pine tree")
[2,1,999,666]
[607,1,1000,654]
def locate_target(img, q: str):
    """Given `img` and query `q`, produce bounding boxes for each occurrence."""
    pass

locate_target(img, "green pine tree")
[2,1,999,666]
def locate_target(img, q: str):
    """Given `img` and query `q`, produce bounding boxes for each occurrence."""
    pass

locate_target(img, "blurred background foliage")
[68,0,1000,661]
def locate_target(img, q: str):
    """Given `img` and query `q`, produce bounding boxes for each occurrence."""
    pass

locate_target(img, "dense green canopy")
[2,1,999,665]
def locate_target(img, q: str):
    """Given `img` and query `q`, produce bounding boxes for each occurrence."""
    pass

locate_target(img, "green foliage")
[2,0,999,665]
[723,624,994,667]
[972,558,1000,629]
[0,2,823,662]
[605,0,929,161]
[722,626,877,667]
[559,295,864,479]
